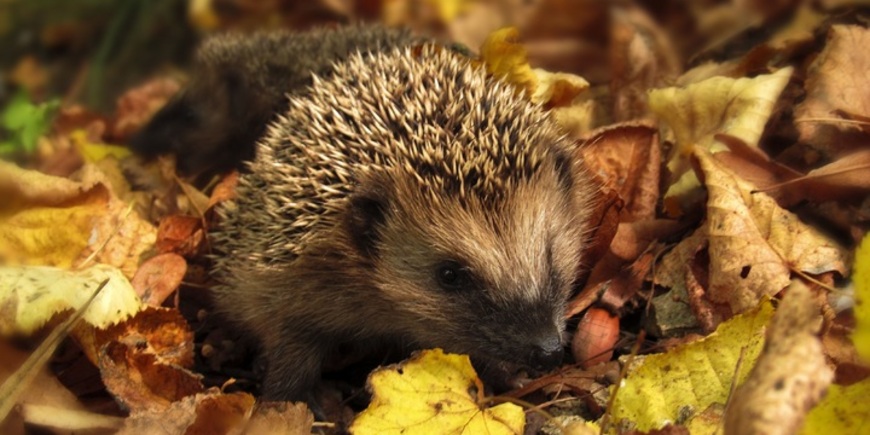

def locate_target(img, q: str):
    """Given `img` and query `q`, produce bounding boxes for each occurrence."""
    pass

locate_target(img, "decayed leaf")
[649,67,792,213]
[655,150,848,315]
[351,348,524,435]
[724,281,833,435]
[94,307,200,412]
[795,25,870,154]
[0,265,141,336]
[610,302,774,432]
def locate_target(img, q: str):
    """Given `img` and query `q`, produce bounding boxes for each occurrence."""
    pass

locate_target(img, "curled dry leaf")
[724,281,833,435]
[795,25,870,154]
[655,149,848,316]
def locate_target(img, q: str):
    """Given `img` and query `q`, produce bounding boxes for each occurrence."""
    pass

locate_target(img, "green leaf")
[0,90,60,155]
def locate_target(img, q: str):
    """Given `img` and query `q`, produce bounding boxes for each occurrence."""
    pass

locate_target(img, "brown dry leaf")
[724,281,833,435]
[712,133,804,206]
[759,149,870,203]
[795,25,870,154]
[206,171,239,210]
[156,215,205,257]
[579,123,661,221]
[131,253,187,306]
[655,149,848,316]
[570,220,683,317]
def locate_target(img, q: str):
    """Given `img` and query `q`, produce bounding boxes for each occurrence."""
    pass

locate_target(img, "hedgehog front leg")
[260,329,329,402]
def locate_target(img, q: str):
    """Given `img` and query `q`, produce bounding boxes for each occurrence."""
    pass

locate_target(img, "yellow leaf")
[350,349,524,435]
[426,0,471,22]
[610,302,774,432]
[480,27,537,98]
[649,67,793,214]
[801,378,870,434]
[0,162,156,277]
[853,233,870,361]
[0,264,142,336]
[71,129,131,163]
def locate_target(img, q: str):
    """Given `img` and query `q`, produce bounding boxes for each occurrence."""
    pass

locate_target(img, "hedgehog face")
[349,151,589,372]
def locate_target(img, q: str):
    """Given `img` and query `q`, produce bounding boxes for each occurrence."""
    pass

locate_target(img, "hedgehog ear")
[346,188,390,258]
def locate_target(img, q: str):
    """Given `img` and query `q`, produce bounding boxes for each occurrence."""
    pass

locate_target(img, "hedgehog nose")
[529,335,564,371]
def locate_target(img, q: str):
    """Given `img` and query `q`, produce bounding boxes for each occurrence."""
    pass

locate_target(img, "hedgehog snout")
[527,332,565,371]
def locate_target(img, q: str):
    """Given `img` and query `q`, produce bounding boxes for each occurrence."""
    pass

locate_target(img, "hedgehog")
[128,25,421,178]
[209,42,596,401]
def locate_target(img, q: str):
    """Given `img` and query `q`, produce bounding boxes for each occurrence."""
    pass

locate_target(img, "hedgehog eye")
[435,261,472,291]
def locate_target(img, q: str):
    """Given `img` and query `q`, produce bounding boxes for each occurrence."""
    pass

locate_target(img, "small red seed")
[572,307,619,368]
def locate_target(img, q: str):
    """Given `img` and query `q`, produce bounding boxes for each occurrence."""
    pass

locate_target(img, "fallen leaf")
[481,26,591,107]
[655,150,848,315]
[795,25,870,154]
[156,215,205,257]
[0,162,156,277]
[96,308,200,412]
[757,149,870,203]
[610,301,774,432]
[724,281,833,435]
[116,391,308,435]
[649,67,793,214]
[801,378,870,435]
[0,265,141,336]
[579,123,661,221]
[112,77,181,141]
[238,401,314,435]
[351,348,524,435]
[131,253,187,306]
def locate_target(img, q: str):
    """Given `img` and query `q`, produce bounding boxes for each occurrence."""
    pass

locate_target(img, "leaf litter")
[1,2,869,434]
